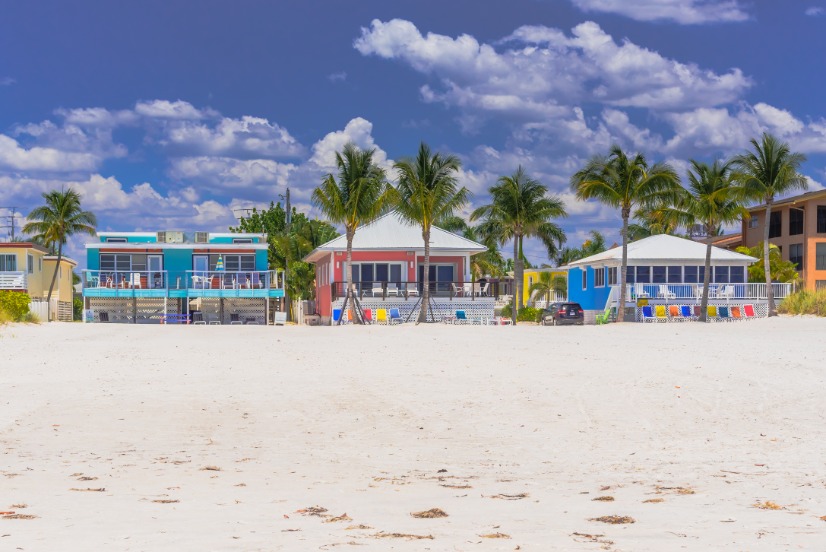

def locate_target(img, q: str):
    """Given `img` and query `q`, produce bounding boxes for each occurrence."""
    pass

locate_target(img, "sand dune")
[1,318,825,550]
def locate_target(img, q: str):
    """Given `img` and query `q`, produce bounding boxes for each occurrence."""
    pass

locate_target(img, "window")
[27,254,34,274]
[667,266,682,283]
[0,254,16,271]
[730,266,745,283]
[818,206,826,233]
[105,237,127,243]
[625,266,635,284]
[232,238,253,244]
[100,254,132,272]
[594,268,605,287]
[636,266,650,283]
[684,266,698,284]
[353,263,404,283]
[607,266,618,286]
[748,215,758,229]
[768,211,782,238]
[789,208,804,236]
[582,269,587,290]
[223,254,255,271]
[816,243,826,270]
[714,266,729,283]
[652,266,667,284]
[789,243,804,270]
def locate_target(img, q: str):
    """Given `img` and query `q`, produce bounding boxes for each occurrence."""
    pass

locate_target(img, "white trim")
[86,243,267,250]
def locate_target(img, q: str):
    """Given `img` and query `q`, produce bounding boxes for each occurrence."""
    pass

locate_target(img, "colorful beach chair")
[730,306,743,320]
[743,304,756,319]
[641,305,656,322]
[707,305,718,321]
[376,308,388,325]
[655,304,668,322]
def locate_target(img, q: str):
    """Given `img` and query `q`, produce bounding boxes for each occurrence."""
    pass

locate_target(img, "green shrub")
[0,291,31,322]
[517,306,542,323]
[777,289,826,316]
[500,304,542,323]
[73,297,83,321]
[20,311,41,324]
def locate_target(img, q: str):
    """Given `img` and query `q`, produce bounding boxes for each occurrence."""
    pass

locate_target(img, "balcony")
[331,280,500,302]
[82,270,285,299]
[0,271,28,290]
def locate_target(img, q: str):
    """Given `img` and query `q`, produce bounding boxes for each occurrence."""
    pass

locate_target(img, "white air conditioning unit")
[163,231,184,243]
[156,231,165,244]
[195,232,209,243]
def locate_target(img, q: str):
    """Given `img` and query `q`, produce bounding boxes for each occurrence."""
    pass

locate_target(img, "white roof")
[304,212,485,262]
[567,234,757,267]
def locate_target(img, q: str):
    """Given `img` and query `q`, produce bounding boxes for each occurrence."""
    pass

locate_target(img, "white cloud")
[753,103,804,136]
[805,6,825,16]
[569,0,750,24]
[0,133,99,172]
[56,107,138,127]
[164,116,305,158]
[134,99,209,120]
[13,120,128,161]
[0,77,15,86]
[169,156,296,190]
[328,71,347,82]
[308,117,391,172]
[355,19,751,120]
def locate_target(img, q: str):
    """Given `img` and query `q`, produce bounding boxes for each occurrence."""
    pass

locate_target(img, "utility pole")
[0,207,17,241]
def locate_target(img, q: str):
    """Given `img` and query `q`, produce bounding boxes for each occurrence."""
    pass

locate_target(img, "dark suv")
[540,302,584,326]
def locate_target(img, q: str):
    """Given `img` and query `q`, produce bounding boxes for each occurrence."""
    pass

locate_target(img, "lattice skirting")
[56,300,73,322]
[634,302,769,322]
[87,297,168,323]
[332,297,495,323]
[189,297,266,325]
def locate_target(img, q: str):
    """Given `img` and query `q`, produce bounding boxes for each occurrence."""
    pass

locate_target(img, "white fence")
[28,301,49,321]
[607,282,793,306]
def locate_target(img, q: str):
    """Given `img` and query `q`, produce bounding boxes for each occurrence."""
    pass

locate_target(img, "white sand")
[1,318,825,550]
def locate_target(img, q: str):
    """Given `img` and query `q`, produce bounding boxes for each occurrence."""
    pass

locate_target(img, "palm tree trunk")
[512,237,520,325]
[700,239,712,322]
[46,243,62,322]
[419,227,431,323]
[343,230,356,325]
[763,199,776,315]
[617,208,630,322]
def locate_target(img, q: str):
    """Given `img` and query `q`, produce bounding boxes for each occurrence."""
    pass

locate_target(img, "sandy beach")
[1,318,825,551]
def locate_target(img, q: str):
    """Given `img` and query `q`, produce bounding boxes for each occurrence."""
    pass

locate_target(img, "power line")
[0,207,18,240]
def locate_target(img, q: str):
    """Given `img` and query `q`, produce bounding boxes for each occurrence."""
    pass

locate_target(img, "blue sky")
[2,0,826,267]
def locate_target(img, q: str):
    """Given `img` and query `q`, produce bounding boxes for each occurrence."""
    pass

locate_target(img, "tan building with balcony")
[741,190,826,290]
[0,242,77,320]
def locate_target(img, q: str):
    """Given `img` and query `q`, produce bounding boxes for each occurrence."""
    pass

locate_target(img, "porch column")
[464,254,471,281]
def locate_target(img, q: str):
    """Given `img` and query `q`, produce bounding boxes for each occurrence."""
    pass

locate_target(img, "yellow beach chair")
[707,305,717,321]
[376,308,388,325]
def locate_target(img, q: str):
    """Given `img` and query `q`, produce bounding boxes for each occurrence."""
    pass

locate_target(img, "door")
[193,255,209,288]
[148,255,163,289]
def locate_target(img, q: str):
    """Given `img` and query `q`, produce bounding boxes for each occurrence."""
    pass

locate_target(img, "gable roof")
[304,212,486,263]
[566,233,757,267]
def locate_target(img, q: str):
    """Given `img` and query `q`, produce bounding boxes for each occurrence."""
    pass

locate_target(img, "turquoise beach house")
[82,231,284,324]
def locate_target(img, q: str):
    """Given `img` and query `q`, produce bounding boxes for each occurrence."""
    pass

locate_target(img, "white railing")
[533,293,568,309]
[186,270,284,290]
[83,270,169,290]
[609,282,793,303]
[0,271,27,289]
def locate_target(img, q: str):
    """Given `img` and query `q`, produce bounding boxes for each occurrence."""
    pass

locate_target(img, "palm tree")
[437,215,506,281]
[23,188,97,310]
[311,142,393,323]
[528,271,567,305]
[394,143,468,323]
[571,145,681,322]
[733,133,807,315]
[661,159,748,321]
[472,166,566,323]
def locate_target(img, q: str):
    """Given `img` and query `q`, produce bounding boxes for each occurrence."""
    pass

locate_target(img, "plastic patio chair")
[332,308,342,324]
[229,313,243,325]
[388,308,402,325]
[453,310,468,325]
[668,304,681,320]
[680,305,693,321]
[595,307,612,325]
[641,305,656,322]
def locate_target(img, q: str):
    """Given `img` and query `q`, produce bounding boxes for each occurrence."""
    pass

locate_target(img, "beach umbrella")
[216,255,224,271]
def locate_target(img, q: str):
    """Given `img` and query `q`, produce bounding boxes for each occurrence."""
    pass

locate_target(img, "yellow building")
[523,268,567,306]
[0,242,77,320]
